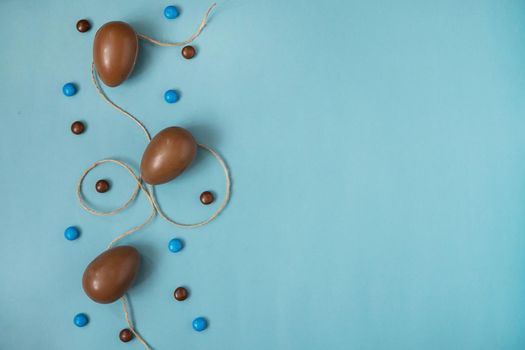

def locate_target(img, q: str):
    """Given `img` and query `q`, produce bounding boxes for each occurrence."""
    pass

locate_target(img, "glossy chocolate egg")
[140,127,197,185]
[82,246,140,304]
[93,22,138,87]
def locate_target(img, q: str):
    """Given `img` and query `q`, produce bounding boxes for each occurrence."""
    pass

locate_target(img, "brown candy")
[93,22,138,87]
[181,45,196,59]
[119,328,134,342]
[174,287,188,301]
[200,191,214,205]
[95,179,110,193]
[76,19,91,33]
[71,121,85,135]
[140,127,197,185]
[82,246,140,304]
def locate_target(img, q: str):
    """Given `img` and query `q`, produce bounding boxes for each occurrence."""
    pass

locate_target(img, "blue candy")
[64,226,80,241]
[62,83,77,96]
[164,89,179,103]
[73,313,89,327]
[168,238,184,253]
[164,5,179,19]
[192,317,208,332]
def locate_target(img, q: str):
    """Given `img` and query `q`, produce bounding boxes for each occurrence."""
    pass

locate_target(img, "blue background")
[1,0,525,349]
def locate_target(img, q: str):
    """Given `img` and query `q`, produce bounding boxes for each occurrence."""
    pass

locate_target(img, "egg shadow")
[126,20,157,83]
[185,123,234,200]
[186,123,222,149]
[132,241,158,289]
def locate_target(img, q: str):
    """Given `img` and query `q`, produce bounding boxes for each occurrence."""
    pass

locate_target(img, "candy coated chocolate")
[63,82,77,96]
[96,179,110,193]
[174,287,188,301]
[200,191,214,205]
[82,246,140,304]
[93,22,138,87]
[164,5,179,19]
[168,238,184,253]
[192,317,208,332]
[164,89,179,104]
[140,127,197,185]
[74,313,89,327]
[119,328,134,342]
[76,19,91,33]
[181,46,196,59]
[71,121,85,135]
[64,226,80,241]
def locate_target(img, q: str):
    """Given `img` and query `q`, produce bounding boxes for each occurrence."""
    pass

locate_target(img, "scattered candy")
[192,317,207,332]
[168,238,184,253]
[96,179,110,193]
[73,313,89,327]
[63,83,77,96]
[71,121,85,135]
[64,226,80,241]
[164,5,179,19]
[181,45,196,59]
[119,328,134,342]
[76,19,91,33]
[174,287,188,301]
[164,90,179,104]
[69,5,225,347]
[200,191,214,205]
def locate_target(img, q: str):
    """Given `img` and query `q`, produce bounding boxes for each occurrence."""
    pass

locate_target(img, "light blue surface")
[1,0,525,349]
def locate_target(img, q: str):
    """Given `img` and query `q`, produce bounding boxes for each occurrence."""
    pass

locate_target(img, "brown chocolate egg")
[82,246,140,304]
[140,127,197,185]
[93,22,138,87]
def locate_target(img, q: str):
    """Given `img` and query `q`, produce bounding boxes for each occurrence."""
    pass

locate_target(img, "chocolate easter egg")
[140,127,197,185]
[82,246,140,304]
[93,22,138,87]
